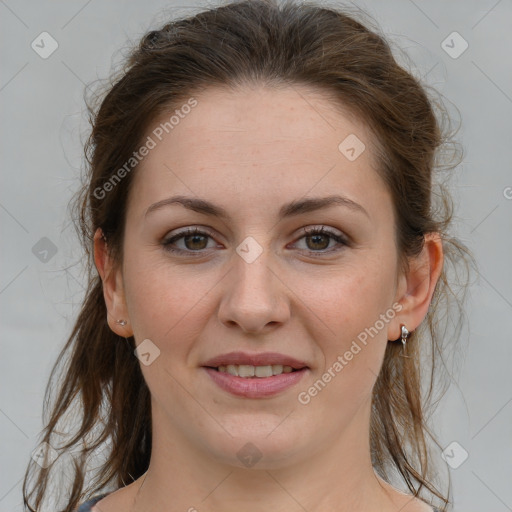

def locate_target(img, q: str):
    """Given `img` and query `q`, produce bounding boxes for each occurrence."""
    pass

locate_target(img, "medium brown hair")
[23,1,474,510]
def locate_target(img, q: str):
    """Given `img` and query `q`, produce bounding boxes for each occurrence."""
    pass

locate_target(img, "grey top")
[77,493,109,511]
[77,492,442,511]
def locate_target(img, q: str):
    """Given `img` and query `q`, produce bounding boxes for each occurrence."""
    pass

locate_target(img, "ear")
[388,232,444,341]
[93,228,133,337]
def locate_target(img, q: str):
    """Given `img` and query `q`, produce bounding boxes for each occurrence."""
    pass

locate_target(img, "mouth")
[202,351,309,371]
[201,352,309,398]
[207,364,301,378]
[202,351,310,398]
[203,366,308,398]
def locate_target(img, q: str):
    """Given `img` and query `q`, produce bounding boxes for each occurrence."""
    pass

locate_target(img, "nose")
[217,247,291,334]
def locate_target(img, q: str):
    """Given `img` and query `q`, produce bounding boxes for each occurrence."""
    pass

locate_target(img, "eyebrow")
[144,194,369,220]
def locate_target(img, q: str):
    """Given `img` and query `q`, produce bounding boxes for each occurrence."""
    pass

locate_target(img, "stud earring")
[116,319,127,326]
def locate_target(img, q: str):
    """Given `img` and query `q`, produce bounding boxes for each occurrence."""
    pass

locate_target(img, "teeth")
[255,365,272,377]
[217,364,296,377]
[238,365,255,377]
[226,365,238,376]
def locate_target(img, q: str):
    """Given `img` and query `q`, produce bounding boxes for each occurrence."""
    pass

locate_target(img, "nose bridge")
[218,238,289,332]
[233,242,278,309]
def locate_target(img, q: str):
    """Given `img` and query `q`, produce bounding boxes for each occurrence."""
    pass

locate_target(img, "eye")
[293,226,348,253]
[162,225,348,256]
[162,227,218,255]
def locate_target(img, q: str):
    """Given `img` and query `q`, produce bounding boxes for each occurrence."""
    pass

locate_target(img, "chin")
[202,417,311,470]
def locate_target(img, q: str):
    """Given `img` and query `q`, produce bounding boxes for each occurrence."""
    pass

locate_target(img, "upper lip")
[202,351,309,370]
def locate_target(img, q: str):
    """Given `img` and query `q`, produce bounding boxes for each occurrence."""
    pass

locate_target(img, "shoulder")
[81,482,140,512]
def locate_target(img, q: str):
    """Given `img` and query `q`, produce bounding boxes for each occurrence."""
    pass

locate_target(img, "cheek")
[122,252,219,344]
[299,260,395,343]
[299,257,396,395]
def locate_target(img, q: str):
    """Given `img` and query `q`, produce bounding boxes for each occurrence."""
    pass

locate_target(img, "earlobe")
[388,232,444,341]
[93,228,134,337]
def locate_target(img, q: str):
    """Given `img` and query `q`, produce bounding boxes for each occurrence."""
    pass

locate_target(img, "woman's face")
[106,84,411,468]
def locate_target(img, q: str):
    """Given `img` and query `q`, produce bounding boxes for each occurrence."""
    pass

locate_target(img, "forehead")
[154,84,375,156]
[129,84,389,222]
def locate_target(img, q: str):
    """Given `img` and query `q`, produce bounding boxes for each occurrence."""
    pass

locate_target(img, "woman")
[23,1,473,511]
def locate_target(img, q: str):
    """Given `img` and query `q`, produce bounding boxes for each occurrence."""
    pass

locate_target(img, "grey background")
[1,1,511,511]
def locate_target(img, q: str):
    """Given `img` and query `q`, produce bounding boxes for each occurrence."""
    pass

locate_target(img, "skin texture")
[93,84,443,512]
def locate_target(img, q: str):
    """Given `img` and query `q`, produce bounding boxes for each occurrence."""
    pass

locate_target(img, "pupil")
[308,234,328,250]
[186,234,207,250]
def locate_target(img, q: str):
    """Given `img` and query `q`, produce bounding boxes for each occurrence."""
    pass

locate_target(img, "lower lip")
[203,367,308,398]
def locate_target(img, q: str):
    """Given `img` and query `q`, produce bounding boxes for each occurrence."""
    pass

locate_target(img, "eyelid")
[162,226,219,249]
[298,225,347,241]
[162,224,349,256]
[292,225,349,252]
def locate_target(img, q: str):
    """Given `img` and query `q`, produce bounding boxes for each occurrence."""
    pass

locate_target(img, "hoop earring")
[116,319,127,326]
[400,324,409,346]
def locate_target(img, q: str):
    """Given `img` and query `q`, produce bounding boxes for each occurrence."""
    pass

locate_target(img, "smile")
[202,366,308,398]
[215,364,297,377]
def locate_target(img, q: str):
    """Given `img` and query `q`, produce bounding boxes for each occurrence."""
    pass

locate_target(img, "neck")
[128,399,402,512]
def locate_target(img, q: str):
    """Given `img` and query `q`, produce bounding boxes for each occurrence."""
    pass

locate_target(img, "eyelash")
[161,226,348,256]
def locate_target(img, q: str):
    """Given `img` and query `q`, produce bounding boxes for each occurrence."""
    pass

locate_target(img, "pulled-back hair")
[23,1,474,511]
